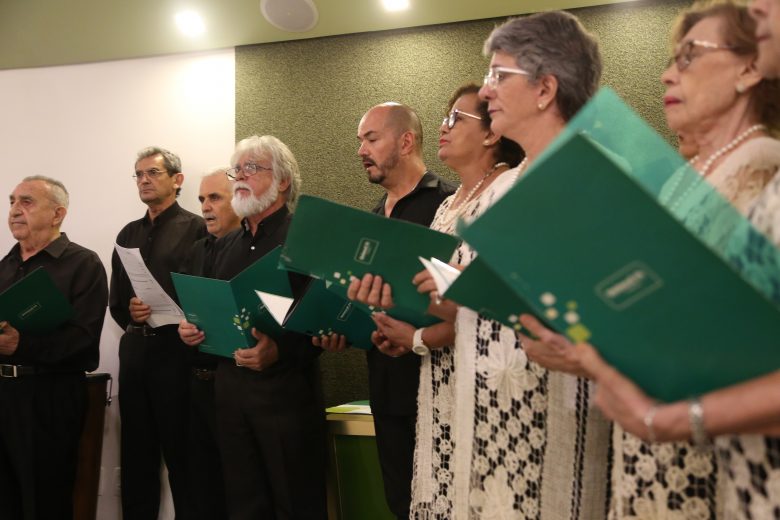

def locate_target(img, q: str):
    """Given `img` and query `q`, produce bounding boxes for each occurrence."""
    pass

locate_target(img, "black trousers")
[118,330,192,520]
[215,362,327,520]
[0,372,87,520]
[373,413,417,520]
[189,371,228,520]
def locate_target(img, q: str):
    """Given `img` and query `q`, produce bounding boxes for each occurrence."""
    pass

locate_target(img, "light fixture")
[382,0,410,11]
[260,0,318,32]
[175,10,206,37]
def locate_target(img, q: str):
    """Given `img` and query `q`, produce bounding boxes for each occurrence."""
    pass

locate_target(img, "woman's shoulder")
[728,136,780,168]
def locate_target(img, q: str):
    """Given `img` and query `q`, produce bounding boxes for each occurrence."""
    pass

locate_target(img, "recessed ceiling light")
[175,10,206,37]
[260,0,318,32]
[382,0,409,11]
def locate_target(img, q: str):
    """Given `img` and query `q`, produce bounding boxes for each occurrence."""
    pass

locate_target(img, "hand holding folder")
[280,195,459,327]
[171,247,291,358]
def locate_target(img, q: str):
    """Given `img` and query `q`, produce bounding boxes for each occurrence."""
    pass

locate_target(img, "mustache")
[233,181,251,194]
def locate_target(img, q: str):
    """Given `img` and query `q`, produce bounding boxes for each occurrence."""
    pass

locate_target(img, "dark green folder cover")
[280,195,459,327]
[460,130,780,402]
[442,256,542,332]
[280,280,375,350]
[171,247,291,358]
[0,267,73,334]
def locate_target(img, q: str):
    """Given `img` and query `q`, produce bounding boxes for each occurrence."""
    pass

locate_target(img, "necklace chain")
[438,161,514,228]
[691,124,766,176]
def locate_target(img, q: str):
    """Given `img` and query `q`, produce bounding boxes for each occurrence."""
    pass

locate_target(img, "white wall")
[0,49,236,520]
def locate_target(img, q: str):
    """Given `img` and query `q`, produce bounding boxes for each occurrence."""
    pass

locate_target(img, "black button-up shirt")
[368,170,457,415]
[0,233,108,371]
[183,234,219,368]
[212,205,321,408]
[109,201,206,331]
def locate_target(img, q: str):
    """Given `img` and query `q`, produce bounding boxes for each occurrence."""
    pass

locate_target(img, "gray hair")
[23,175,69,209]
[135,146,182,196]
[201,166,230,180]
[230,135,302,211]
[484,11,602,121]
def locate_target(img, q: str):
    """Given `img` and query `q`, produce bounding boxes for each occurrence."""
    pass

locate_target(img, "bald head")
[369,102,423,153]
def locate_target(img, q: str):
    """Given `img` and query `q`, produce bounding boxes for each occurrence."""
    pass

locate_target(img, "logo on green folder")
[595,262,663,310]
[354,238,379,265]
[19,302,42,319]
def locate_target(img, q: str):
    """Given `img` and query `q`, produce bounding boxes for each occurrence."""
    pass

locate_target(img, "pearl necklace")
[439,161,510,228]
[662,124,765,213]
[691,124,766,176]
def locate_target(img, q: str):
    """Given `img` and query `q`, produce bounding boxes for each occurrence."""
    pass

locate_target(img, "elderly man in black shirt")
[179,135,326,520]
[182,168,240,520]
[110,146,206,520]
[0,175,108,520]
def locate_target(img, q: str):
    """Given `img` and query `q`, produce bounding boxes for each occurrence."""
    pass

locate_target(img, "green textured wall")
[236,0,691,407]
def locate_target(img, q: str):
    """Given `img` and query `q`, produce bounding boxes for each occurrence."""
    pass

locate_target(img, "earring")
[483,139,491,145]
[538,103,546,110]
[736,83,746,94]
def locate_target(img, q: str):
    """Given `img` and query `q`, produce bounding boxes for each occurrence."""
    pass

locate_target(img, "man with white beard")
[179,135,327,520]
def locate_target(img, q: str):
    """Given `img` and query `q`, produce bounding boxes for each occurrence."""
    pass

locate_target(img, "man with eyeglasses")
[178,135,327,519]
[0,176,108,520]
[336,102,455,520]
[110,146,206,520]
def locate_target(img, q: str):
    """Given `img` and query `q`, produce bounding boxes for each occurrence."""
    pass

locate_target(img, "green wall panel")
[236,0,691,406]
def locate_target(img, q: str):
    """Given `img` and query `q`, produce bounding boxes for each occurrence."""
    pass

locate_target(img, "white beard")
[231,178,279,218]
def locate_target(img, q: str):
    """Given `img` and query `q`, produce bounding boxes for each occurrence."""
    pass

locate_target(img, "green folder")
[258,279,376,350]
[0,267,74,334]
[441,256,544,332]
[171,247,291,358]
[459,126,780,402]
[280,195,459,327]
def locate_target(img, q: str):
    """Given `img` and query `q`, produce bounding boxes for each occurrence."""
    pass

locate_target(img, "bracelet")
[643,405,658,444]
[689,397,711,449]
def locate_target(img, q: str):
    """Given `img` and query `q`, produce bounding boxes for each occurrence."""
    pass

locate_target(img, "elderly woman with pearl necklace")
[522,2,780,519]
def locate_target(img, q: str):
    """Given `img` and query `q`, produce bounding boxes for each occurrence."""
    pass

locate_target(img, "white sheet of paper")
[114,244,184,328]
[255,290,294,325]
[418,256,461,294]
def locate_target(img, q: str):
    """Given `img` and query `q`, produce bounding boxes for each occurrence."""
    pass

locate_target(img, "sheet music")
[114,244,184,327]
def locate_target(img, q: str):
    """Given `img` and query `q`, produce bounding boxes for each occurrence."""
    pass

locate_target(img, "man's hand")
[129,297,151,324]
[0,322,19,355]
[178,319,205,347]
[234,328,279,371]
[312,333,348,353]
[347,273,394,309]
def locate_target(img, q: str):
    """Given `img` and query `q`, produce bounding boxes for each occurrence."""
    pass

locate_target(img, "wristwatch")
[412,328,430,356]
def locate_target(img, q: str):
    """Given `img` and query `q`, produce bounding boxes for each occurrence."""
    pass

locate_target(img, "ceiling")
[0,0,638,71]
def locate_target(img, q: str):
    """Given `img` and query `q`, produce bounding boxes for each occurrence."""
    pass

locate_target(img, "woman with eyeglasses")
[516,2,780,519]
[360,83,524,518]
[417,11,617,520]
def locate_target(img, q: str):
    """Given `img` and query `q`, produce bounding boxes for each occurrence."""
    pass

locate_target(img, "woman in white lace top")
[349,83,523,519]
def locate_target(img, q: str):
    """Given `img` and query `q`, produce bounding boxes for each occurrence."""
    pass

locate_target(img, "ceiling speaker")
[260,0,319,32]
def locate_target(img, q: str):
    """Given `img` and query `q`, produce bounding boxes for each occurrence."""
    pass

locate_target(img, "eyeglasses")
[226,163,272,180]
[671,40,734,71]
[132,168,169,181]
[442,109,484,129]
[482,66,531,90]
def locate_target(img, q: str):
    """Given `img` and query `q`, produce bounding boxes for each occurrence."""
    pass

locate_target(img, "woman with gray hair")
[404,11,611,519]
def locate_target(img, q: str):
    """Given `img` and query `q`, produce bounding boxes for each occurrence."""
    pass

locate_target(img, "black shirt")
[0,233,108,371]
[369,170,457,415]
[109,201,207,331]
[212,206,321,401]
[182,235,221,368]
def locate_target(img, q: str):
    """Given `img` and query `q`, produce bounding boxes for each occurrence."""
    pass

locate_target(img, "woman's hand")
[518,314,587,377]
[347,273,394,309]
